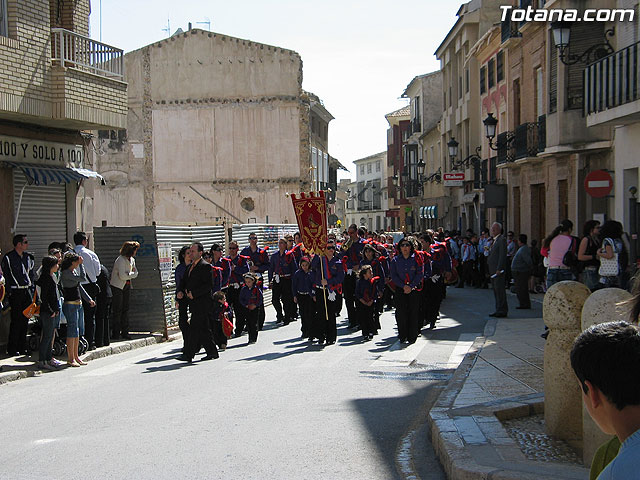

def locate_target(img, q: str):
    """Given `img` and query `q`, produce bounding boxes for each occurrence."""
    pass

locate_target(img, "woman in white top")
[110,241,139,340]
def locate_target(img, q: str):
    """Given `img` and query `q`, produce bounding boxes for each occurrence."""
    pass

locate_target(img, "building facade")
[0,0,127,259]
[346,152,389,231]
[93,28,313,228]
[385,106,411,231]
[436,0,504,234]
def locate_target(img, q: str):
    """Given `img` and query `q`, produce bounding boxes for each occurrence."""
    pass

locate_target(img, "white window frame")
[375,161,380,172]
[367,163,372,174]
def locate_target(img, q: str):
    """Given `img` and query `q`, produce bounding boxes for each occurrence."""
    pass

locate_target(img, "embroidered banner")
[290,191,328,255]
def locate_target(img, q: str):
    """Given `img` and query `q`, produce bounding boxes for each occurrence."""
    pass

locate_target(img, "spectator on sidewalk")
[73,232,101,350]
[597,220,626,289]
[542,220,577,289]
[1,234,35,356]
[487,223,508,318]
[511,234,533,310]
[35,256,61,371]
[571,321,640,480]
[578,220,602,291]
[60,252,94,367]
[110,241,140,340]
[506,231,516,287]
[95,264,112,348]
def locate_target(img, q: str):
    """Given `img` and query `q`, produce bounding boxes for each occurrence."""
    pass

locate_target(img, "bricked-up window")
[496,51,504,82]
[480,66,486,94]
[465,68,470,93]
[0,0,7,37]
[488,59,495,89]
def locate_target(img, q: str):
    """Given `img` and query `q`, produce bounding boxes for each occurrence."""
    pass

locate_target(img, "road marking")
[445,333,476,368]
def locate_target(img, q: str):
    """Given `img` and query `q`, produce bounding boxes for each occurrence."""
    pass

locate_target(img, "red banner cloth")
[290,191,328,255]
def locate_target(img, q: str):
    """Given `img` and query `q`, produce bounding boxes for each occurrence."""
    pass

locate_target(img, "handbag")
[222,313,233,338]
[23,290,40,319]
[562,237,579,269]
[598,238,619,277]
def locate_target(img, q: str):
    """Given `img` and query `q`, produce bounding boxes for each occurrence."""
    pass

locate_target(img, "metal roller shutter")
[13,169,67,265]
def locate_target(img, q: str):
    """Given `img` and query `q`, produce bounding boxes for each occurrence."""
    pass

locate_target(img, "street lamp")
[447,137,459,160]
[391,173,398,186]
[417,159,426,177]
[483,113,498,145]
[550,21,615,65]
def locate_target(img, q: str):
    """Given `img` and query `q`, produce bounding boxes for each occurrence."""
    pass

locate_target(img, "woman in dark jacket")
[35,256,61,371]
[174,246,191,353]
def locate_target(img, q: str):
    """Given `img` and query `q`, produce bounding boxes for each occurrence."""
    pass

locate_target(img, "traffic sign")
[443,172,465,187]
[584,170,613,198]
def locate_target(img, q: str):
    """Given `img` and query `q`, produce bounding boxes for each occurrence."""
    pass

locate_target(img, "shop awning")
[2,161,105,185]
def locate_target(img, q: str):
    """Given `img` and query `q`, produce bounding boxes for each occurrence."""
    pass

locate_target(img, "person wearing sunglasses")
[390,239,424,344]
[1,234,35,356]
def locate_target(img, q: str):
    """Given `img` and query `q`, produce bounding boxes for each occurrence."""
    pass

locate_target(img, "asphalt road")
[0,287,493,480]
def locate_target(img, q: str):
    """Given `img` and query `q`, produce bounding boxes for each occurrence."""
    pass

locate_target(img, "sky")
[89,0,461,180]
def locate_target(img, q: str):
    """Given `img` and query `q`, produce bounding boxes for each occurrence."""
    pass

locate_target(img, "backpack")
[562,236,579,269]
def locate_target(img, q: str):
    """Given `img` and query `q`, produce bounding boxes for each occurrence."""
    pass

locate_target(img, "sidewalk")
[0,331,180,386]
[428,293,590,479]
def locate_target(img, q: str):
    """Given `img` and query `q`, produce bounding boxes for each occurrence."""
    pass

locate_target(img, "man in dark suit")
[178,242,218,363]
[487,222,508,317]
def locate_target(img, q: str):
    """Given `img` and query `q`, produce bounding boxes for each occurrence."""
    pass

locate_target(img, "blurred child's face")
[364,270,372,280]
[51,263,59,274]
[301,261,309,271]
[245,277,255,287]
[219,295,226,304]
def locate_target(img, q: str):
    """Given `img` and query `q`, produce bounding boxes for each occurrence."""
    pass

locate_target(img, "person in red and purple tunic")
[356,265,379,341]
[390,239,424,344]
[292,257,315,339]
[239,273,263,344]
[269,238,298,325]
[311,242,344,345]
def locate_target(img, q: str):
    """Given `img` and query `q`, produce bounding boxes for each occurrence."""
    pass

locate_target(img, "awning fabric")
[2,161,105,185]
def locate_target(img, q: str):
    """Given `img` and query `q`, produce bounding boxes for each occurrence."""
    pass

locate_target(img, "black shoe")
[516,306,531,310]
[540,331,549,340]
[177,355,192,363]
[429,323,436,329]
[326,340,335,345]
[201,355,218,361]
[233,332,242,338]
[121,334,132,340]
[88,344,97,351]
[111,334,120,341]
[493,313,507,318]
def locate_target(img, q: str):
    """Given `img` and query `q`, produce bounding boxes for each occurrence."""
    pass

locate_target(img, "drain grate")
[360,370,453,381]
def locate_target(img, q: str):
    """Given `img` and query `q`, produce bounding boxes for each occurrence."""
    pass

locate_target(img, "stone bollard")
[543,280,591,447]
[580,288,633,465]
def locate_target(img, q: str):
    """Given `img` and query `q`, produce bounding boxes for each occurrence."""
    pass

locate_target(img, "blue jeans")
[62,303,84,338]
[39,312,56,362]
[546,268,575,289]
[581,268,600,291]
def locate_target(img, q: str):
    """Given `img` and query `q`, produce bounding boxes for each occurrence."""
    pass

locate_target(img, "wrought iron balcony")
[501,18,521,43]
[513,122,540,160]
[584,40,640,122]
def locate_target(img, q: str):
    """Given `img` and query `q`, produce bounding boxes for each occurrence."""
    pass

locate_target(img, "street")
[0,288,493,480]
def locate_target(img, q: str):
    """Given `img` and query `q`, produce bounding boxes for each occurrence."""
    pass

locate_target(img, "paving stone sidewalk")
[428,305,590,480]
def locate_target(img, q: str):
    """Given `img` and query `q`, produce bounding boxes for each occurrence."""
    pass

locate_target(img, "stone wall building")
[94,28,317,228]
[385,105,411,231]
[0,0,126,259]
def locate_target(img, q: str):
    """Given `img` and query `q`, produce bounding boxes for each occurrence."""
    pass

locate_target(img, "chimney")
[188,22,192,30]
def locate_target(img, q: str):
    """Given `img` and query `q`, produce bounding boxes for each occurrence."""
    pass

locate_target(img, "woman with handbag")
[60,252,95,367]
[542,220,576,289]
[110,241,140,340]
[597,220,625,288]
[578,220,601,291]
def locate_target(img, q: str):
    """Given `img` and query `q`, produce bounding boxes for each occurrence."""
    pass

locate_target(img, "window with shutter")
[480,66,486,94]
[566,23,604,110]
[497,51,504,82]
[488,58,495,89]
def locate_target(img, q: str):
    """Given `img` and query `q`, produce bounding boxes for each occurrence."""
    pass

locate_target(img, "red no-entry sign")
[584,170,613,198]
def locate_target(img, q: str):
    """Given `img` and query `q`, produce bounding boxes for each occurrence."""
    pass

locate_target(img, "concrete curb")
[427,319,589,480]
[0,331,182,387]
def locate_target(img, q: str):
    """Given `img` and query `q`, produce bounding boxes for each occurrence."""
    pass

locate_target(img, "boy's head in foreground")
[571,321,640,439]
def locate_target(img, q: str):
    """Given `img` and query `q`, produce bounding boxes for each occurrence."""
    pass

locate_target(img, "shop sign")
[0,135,84,167]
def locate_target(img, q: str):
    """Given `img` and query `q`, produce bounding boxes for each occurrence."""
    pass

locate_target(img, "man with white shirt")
[73,231,101,350]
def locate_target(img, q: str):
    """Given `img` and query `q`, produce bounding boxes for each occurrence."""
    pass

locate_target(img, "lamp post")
[550,21,615,66]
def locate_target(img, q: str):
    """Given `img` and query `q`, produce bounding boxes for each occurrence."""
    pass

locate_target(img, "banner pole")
[320,252,329,325]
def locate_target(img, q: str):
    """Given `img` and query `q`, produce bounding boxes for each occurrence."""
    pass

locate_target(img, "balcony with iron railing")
[584,40,640,127]
[49,29,127,129]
